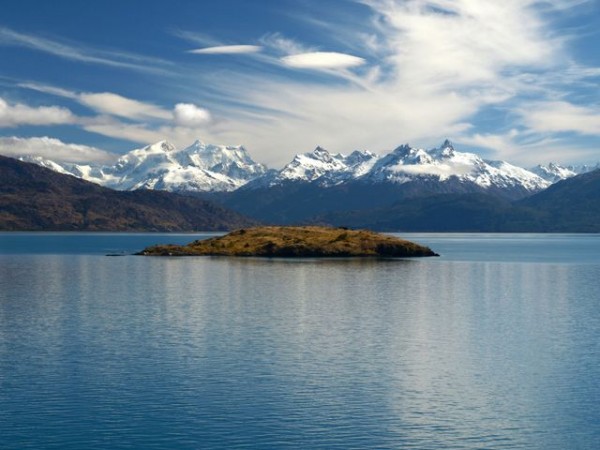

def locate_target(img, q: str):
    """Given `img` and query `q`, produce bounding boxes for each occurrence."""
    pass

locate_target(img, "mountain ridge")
[9,138,599,228]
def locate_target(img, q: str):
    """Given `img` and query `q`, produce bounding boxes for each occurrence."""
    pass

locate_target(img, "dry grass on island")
[138,226,438,258]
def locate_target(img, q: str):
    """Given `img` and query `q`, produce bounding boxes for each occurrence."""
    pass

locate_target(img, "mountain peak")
[151,140,176,152]
[430,139,455,158]
[189,139,206,148]
[530,162,583,183]
[391,144,413,157]
[393,143,411,151]
[22,139,268,193]
[310,146,335,163]
[441,139,454,149]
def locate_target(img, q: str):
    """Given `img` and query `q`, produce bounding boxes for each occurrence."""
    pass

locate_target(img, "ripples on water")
[0,234,599,449]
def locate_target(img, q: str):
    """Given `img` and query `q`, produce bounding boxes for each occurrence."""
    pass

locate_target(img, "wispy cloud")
[176,0,597,166]
[0,97,75,127]
[458,130,599,166]
[4,1,598,166]
[259,33,315,55]
[21,83,173,121]
[80,118,167,145]
[519,101,600,136]
[0,26,171,73]
[171,29,222,47]
[11,84,213,149]
[190,45,263,55]
[0,136,115,164]
[79,92,172,120]
[79,117,212,149]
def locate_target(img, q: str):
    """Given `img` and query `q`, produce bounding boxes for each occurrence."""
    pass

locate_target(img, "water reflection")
[0,246,599,448]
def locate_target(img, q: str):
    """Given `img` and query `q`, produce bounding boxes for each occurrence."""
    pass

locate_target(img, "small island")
[137,226,438,257]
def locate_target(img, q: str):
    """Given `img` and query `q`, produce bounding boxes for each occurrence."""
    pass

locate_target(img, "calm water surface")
[1,233,599,449]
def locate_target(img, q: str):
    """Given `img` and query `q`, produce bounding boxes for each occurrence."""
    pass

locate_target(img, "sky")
[1,0,599,168]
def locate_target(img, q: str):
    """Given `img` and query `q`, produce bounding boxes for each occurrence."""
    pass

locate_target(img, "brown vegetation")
[138,226,438,257]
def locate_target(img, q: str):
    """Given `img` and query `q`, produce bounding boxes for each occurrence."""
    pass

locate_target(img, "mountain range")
[6,138,599,231]
[3,154,599,232]
[18,139,596,198]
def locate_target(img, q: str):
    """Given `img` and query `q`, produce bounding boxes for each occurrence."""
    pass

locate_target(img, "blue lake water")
[1,233,599,449]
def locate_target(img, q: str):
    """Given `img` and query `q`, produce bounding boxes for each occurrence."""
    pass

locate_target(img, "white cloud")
[6,2,597,167]
[79,115,209,148]
[520,101,600,135]
[21,83,173,121]
[281,52,366,69]
[81,118,167,145]
[173,103,211,127]
[180,0,593,167]
[0,97,74,127]
[0,136,115,164]
[78,92,171,120]
[457,130,599,166]
[11,85,214,147]
[366,0,559,72]
[189,45,262,54]
[196,74,477,166]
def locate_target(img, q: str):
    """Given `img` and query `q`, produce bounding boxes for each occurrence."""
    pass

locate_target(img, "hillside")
[311,194,529,232]
[517,169,600,232]
[313,171,600,232]
[0,155,256,231]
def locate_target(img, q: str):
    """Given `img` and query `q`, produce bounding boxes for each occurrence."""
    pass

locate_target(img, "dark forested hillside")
[516,169,600,232]
[312,171,600,232]
[0,155,256,231]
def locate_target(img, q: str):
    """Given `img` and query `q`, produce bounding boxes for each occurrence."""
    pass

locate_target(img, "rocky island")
[138,226,438,257]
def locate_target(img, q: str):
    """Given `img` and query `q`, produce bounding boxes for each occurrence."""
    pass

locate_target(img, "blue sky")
[1,0,599,167]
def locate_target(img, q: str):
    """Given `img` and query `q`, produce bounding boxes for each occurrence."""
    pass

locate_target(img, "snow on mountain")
[531,162,600,183]
[18,138,590,197]
[20,140,269,193]
[361,140,549,193]
[18,155,73,175]
[255,140,550,196]
[259,146,379,187]
[18,155,108,182]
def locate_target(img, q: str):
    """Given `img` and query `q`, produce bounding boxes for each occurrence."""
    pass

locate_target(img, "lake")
[1,233,599,449]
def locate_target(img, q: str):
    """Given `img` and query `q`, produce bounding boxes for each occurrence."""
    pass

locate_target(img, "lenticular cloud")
[281,52,365,69]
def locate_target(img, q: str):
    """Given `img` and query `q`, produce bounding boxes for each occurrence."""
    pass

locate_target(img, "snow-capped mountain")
[18,138,590,198]
[20,140,269,192]
[531,162,600,183]
[362,140,548,193]
[251,146,379,188]
[249,140,550,197]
